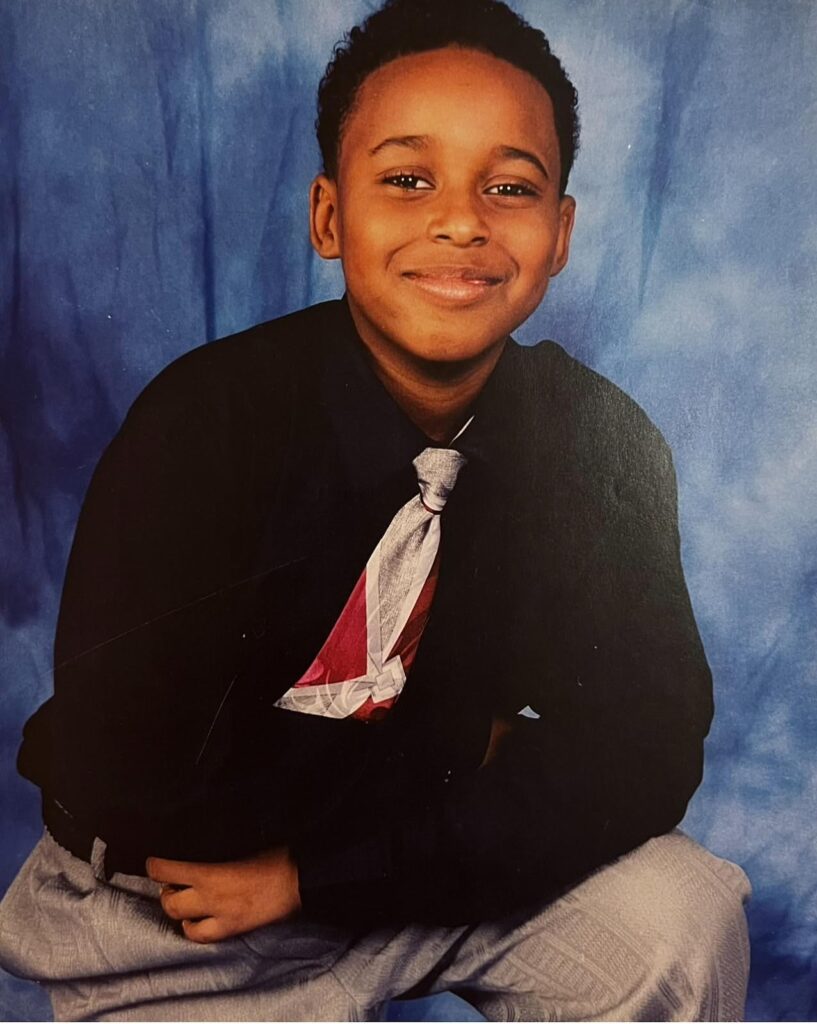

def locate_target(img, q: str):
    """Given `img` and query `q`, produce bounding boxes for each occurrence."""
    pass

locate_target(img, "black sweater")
[19,297,713,924]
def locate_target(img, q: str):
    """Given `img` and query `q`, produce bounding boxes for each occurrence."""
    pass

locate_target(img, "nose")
[427,189,489,246]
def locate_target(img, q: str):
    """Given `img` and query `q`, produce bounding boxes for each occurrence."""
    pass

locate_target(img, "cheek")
[342,207,410,272]
[514,220,560,268]
[491,209,555,263]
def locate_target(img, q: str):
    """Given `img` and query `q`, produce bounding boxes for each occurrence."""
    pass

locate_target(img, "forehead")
[341,46,559,166]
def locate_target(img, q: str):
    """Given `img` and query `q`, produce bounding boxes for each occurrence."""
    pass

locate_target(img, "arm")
[19,337,293,857]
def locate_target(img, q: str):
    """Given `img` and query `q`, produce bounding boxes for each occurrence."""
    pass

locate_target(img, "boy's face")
[310,46,575,367]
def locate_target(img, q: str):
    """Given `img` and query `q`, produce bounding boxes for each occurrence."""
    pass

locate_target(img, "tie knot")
[413,447,468,514]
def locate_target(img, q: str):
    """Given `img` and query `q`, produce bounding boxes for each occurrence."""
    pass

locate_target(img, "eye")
[485,182,538,197]
[382,173,434,191]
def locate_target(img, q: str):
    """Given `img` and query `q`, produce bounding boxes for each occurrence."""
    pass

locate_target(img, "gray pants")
[0,830,750,1022]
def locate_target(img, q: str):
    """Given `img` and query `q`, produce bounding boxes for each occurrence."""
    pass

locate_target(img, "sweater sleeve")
[18,335,293,856]
[296,415,713,925]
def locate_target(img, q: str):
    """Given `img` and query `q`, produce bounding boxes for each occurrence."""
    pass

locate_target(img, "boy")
[0,0,751,1019]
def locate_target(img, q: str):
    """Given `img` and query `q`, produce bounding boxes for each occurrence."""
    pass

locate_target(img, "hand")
[146,846,301,943]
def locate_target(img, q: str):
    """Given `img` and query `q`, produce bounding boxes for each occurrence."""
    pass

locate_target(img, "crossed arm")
[147,717,513,942]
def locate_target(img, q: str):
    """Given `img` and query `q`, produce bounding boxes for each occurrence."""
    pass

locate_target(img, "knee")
[635,831,751,948]
[610,831,752,1021]
[473,833,752,1022]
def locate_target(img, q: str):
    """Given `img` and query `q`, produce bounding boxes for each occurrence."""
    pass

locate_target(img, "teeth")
[406,271,496,282]
[404,274,499,302]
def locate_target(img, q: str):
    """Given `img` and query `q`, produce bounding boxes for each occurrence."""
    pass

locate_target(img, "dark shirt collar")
[320,294,523,495]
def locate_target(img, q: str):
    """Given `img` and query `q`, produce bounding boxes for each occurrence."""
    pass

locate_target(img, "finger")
[145,856,200,886]
[160,886,209,922]
[182,917,230,944]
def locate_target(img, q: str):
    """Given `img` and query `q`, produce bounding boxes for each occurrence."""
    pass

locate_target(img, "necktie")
[274,446,468,721]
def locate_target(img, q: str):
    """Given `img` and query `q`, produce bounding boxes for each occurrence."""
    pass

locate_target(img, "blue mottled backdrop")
[1,1,815,1020]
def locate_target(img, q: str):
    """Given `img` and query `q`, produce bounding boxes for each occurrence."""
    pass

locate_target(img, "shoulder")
[85,299,347,492]
[517,338,671,463]
[123,299,343,429]
[505,339,677,506]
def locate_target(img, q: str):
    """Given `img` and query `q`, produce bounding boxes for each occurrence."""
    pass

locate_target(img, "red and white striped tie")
[274,446,468,721]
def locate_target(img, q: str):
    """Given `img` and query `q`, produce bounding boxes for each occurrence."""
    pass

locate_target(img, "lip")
[401,267,505,304]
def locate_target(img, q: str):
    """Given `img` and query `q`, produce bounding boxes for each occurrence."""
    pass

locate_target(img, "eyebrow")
[492,145,550,180]
[368,134,430,157]
[368,136,550,180]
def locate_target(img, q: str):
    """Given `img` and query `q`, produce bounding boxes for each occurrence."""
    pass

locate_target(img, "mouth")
[401,267,505,304]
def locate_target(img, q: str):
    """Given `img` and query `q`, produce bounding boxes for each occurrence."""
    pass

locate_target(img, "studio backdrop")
[1,1,815,1021]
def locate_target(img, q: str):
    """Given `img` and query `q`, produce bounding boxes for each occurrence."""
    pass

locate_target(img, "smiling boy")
[0,1,751,1020]
[309,44,575,439]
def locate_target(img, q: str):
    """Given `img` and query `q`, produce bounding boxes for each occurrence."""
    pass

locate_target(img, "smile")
[401,268,504,304]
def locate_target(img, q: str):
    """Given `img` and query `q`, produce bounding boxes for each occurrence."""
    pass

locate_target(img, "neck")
[347,310,506,444]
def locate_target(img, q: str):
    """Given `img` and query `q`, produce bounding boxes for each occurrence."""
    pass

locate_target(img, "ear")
[549,195,576,277]
[309,174,342,260]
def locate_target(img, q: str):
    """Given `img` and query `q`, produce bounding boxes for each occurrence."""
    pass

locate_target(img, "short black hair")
[316,0,580,195]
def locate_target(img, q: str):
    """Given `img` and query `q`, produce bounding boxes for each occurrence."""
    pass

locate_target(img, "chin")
[392,311,509,364]
[398,329,501,366]
[349,292,510,367]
